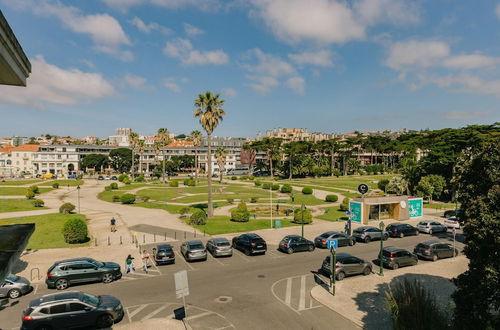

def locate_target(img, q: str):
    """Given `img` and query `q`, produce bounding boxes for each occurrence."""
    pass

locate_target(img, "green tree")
[194,91,226,217]
[190,130,202,183]
[81,154,108,172]
[386,176,409,195]
[109,148,133,173]
[451,138,500,330]
[416,174,446,202]
[128,131,139,179]
[157,128,172,184]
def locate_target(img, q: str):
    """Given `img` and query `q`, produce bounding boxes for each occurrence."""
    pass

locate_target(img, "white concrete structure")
[9,144,39,175]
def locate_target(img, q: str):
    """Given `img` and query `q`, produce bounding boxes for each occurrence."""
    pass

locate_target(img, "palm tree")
[194,91,226,217]
[190,130,202,183]
[152,141,162,176]
[136,139,146,176]
[157,128,172,184]
[215,147,228,183]
[128,132,139,179]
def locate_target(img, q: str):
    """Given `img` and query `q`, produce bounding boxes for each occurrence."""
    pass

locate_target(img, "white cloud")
[354,0,420,26]
[288,50,333,67]
[221,88,238,97]
[443,111,493,120]
[442,54,500,70]
[163,77,189,93]
[246,75,279,94]
[102,0,221,12]
[386,40,450,70]
[130,17,172,34]
[123,74,147,89]
[417,74,500,96]
[496,3,500,20]
[0,55,115,109]
[163,38,229,65]
[243,49,295,76]
[184,23,205,36]
[285,76,305,94]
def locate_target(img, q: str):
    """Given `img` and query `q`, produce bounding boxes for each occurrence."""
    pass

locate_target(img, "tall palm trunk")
[330,148,334,176]
[269,152,273,179]
[162,150,166,183]
[207,134,213,217]
[131,149,135,179]
[194,147,198,183]
[139,152,143,174]
[289,154,293,179]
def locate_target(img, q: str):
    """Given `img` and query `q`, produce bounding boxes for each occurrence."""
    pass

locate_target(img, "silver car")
[0,274,32,299]
[417,221,448,234]
[206,238,233,257]
[181,240,207,262]
[321,253,372,281]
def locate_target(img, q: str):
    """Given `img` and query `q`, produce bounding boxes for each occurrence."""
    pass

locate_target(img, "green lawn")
[0,214,90,249]
[288,193,326,205]
[46,179,84,186]
[136,189,182,201]
[182,216,299,235]
[0,199,47,213]
[131,201,229,214]
[0,180,43,186]
[316,206,349,222]
[279,174,397,191]
[0,187,54,196]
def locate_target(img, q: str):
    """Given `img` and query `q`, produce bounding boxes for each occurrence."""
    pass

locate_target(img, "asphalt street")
[0,229,464,330]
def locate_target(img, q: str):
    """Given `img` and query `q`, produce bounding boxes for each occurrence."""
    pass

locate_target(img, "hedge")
[62,218,88,244]
[52,182,59,189]
[32,199,44,207]
[169,180,179,187]
[28,186,40,194]
[293,208,312,224]
[109,182,118,190]
[254,180,262,187]
[123,178,131,185]
[120,193,136,204]
[25,191,35,200]
[59,202,76,214]
[280,184,293,193]
[302,187,313,195]
[135,174,145,182]
[325,194,339,203]
[231,201,250,222]
[262,182,272,190]
[271,184,280,191]
[183,179,196,186]
[118,174,128,182]
[189,210,207,225]
[339,197,350,211]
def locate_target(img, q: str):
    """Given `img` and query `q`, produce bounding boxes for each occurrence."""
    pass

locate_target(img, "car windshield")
[89,260,104,268]
[416,243,430,249]
[6,274,19,282]
[320,233,332,238]
[216,241,230,247]
[190,243,204,249]
[82,293,99,307]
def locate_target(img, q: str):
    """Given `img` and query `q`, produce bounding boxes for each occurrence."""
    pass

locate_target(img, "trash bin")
[274,219,281,228]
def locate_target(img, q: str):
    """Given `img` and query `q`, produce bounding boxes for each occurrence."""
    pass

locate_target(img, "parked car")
[21,291,123,330]
[314,232,355,248]
[444,217,464,229]
[352,226,388,243]
[0,274,32,299]
[181,240,207,262]
[97,176,104,181]
[105,176,110,180]
[416,221,448,234]
[67,174,77,179]
[385,223,419,238]
[46,258,122,290]
[206,238,233,257]
[444,208,461,218]
[379,247,418,270]
[414,240,458,261]
[232,233,267,256]
[279,235,315,254]
[154,244,175,265]
[320,253,372,280]
[111,176,118,180]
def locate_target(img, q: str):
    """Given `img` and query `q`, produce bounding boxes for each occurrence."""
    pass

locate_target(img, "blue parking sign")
[327,239,338,250]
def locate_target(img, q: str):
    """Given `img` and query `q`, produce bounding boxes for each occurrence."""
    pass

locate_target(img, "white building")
[9,144,39,175]
[108,128,131,147]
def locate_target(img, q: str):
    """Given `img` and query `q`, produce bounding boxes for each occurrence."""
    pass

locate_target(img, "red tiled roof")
[10,144,40,152]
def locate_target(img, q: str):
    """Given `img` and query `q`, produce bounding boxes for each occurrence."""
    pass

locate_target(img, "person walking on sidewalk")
[142,250,150,273]
[110,217,116,233]
[125,255,135,274]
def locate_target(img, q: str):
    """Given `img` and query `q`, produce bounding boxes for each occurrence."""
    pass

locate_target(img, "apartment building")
[265,128,335,142]
[9,144,39,175]
[0,145,13,176]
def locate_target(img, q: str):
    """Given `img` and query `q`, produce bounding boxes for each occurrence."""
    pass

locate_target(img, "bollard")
[135,239,138,248]
[108,236,110,246]
[164,232,167,240]
[143,234,145,244]
[174,231,177,240]
[94,238,97,247]
[154,233,156,242]
[120,236,122,245]
[194,230,196,238]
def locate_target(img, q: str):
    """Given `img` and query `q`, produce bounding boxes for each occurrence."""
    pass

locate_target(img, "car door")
[0,280,12,297]
[66,264,86,283]
[299,237,309,251]
[80,262,101,282]
[336,234,348,246]
[439,244,452,258]
[403,251,415,265]
[343,257,361,274]
[46,303,70,329]
[181,243,187,257]
[67,302,93,328]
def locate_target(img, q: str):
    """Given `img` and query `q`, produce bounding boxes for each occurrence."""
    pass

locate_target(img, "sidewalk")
[311,255,468,329]
[0,209,57,219]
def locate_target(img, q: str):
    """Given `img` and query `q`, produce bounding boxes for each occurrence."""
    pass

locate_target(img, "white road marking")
[127,272,155,277]
[186,311,213,321]
[298,275,306,311]
[33,284,38,295]
[232,250,252,262]
[127,304,150,322]
[285,278,292,306]
[177,249,196,270]
[210,255,225,266]
[266,250,284,258]
[141,304,169,320]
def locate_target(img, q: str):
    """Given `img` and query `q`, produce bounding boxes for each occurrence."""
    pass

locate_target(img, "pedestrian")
[125,255,134,274]
[276,204,280,212]
[344,222,349,235]
[142,249,150,273]
[110,217,116,232]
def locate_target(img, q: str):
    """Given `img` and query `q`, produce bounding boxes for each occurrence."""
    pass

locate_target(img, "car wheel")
[364,236,371,243]
[96,314,114,328]
[8,288,21,299]
[55,278,69,290]
[432,254,438,262]
[399,232,404,238]
[392,263,399,270]
[336,271,346,281]
[383,234,389,241]
[429,229,433,235]
[287,247,294,254]
[348,240,354,246]
[244,248,251,256]
[415,230,419,236]
[363,267,371,276]
[308,245,315,252]
[102,273,114,284]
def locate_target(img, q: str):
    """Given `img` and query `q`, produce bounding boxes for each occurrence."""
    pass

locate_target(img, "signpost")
[357,184,369,195]
[76,185,81,214]
[453,227,456,258]
[378,221,385,276]
[345,210,351,235]
[327,239,338,295]
[174,270,189,318]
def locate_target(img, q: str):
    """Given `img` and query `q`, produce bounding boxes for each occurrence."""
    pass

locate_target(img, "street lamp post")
[270,184,273,229]
[379,220,385,276]
[301,204,305,238]
[330,247,336,295]
[77,185,81,214]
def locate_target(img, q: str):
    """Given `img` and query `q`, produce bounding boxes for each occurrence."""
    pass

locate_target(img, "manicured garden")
[0,214,90,249]
[181,216,299,235]
[45,179,84,187]
[280,174,396,191]
[0,179,42,186]
[0,187,54,196]
[316,206,349,222]
[0,198,47,213]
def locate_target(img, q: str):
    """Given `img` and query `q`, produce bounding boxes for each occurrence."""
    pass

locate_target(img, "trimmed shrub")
[240,176,248,180]
[293,208,312,224]
[120,193,136,204]
[231,176,237,180]
[302,187,313,195]
[262,182,272,190]
[272,184,280,191]
[76,174,83,180]
[179,207,191,218]
[250,197,258,203]
[32,199,44,207]
[378,179,390,192]
[280,184,292,193]
[231,201,250,222]
[123,178,131,185]
[104,186,112,191]
[169,180,179,187]
[141,196,150,202]
[183,179,196,186]
[332,169,342,177]
[112,195,121,203]
[254,180,262,187]
[325,194,339,203]
[227,198,234,204]
[339,197,350,211]
[25,190,35,200]
[62,218,88,244]
[59,202,76,214]
[189,209,207,225]
[29,186,40,194]
[248,176,255,180]
[135,174,145,182]
[118,174,128,182]
[109,182,118,189]
[52,182,59,189]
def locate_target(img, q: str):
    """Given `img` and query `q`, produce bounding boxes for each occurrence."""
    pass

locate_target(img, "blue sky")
[1,0,499,138]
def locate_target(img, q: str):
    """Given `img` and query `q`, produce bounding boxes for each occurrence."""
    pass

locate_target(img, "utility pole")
[330,247,336,295]
[379,220,385,276]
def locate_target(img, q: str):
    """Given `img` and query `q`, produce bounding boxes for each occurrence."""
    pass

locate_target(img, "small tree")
[280,184,293,193]
[293,208,312,224]
[339,197,350,211]
[118,174,128,182]
[120,193,136,204]
[377,179,389,192]
[262,182,272,190]
[231,201,250,222]
[271,184,280,191]
[189,209,207,225]
[123,178,131,185]
[29,186,40,194]
[109,182,118,190]
[59,202,76,214]
[62,218,88,244]
[32,199,44,207]
[254,180,262,187]
[179,207,191,218]
[135,174,145,182]
[25,190,35,200]
[169,180,179,187]
[302,187,313,195]
[325,194,338,202]
[52,182,60,189]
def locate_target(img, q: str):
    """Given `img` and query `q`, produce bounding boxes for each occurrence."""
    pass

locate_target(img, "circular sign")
[400,201,407,209]
[358,184,369,195]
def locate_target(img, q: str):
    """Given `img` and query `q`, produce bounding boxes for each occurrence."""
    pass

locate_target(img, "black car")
[154,244,175,265]
[279,235,315,254]
[379,246,418,270]
[314,231,355,248]
[385,223,419,238]
[21,291,123,330]
[46,258,121,290]
[414,240,458,261]
[232,233,267,256]
[97,176,104,181]
[110,176,118,180]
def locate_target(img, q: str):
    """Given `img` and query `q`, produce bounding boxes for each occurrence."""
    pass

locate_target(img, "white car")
[444,217,462,229]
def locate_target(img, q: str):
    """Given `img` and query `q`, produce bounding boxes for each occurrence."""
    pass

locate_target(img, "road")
[0,229,464,330]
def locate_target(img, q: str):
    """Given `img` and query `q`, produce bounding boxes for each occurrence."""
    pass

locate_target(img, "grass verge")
[0,199,47,213]
[181,216,299,235]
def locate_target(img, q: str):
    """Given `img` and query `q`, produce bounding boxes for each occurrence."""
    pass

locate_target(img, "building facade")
[265,128,335,142]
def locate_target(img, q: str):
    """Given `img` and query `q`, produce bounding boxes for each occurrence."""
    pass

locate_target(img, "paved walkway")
[0,209,57,219]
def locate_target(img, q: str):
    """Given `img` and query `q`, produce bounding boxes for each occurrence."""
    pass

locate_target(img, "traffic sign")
[358,184,369,195]
[327,239,338,250]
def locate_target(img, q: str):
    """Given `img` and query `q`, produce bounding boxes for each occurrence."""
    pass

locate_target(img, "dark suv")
[154,244,175,265]
[379,247,418,269]
[352,226,388,243]
[232,233,267,256]
[279,235,315,254]
[414,240,458,261]
[385,223,419,238]
[46,258,121,290]
[21,291,123,329]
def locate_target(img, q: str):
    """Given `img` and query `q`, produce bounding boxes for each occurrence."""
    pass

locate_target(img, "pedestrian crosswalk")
[271,274,322,313]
